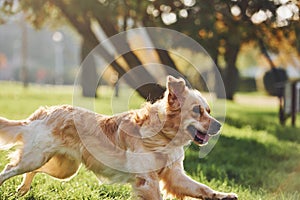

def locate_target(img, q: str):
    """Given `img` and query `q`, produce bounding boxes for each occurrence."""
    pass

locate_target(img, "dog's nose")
[208,119,221,135]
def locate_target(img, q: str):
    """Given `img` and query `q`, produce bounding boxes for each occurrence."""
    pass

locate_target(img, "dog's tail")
[0,117,25,150]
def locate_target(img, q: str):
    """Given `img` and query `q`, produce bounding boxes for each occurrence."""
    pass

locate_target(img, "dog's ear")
[166,76,186,107]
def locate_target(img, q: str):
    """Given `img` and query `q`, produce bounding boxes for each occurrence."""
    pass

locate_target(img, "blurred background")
[0,0,299,100]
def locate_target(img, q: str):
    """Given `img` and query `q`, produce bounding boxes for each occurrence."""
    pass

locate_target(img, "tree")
[1,0,168,101]
[145,0,300,99]
[1,0,299,100]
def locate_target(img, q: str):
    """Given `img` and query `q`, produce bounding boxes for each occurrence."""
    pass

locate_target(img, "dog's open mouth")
[187,125,210,145]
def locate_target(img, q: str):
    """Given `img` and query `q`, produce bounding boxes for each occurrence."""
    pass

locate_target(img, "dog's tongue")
[196,132,210,143]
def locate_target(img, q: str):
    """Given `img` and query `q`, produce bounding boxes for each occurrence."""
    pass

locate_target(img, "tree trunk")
[97,17,166,101]
[51,0,100,97]
[212,52,226,99]
[81,38,98,97]
[224,42,240,100]
[54,1,166,101]
[258,39,276,68]
[155,49,179,75]
[143,23,179,75]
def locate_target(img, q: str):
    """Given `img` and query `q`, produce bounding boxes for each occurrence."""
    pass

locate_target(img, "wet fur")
[0,76,237,200]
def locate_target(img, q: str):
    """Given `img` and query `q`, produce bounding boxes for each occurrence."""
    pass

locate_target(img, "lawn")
[0,82,300,200]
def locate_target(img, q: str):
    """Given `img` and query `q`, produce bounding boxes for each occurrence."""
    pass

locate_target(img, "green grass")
[0,82,300,199]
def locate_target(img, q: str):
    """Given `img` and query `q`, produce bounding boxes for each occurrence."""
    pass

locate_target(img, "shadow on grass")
[225,111,300,143]
[273,125,300,142]
[225,111,277,130]
[184,135,299,191]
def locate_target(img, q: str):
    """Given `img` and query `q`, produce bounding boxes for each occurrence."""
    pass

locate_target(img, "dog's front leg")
[131,172,162,200]
[160,163,238,200]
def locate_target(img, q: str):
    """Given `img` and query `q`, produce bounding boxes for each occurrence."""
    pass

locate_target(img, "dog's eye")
[192,105,201,114]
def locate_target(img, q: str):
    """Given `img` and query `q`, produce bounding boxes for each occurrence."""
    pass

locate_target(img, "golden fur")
[0,76,237,199]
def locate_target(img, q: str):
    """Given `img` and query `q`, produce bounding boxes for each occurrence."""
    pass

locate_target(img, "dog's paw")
[17,185,30,197]
[220,192,238,200]
[204,192,238,200]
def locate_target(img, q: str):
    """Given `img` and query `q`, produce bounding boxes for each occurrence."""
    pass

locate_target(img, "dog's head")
[162,76,221,146]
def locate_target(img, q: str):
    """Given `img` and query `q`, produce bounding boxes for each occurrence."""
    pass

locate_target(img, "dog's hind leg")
[17,172,36,196]
[0,131,57,187]
[0,148,51,186]
[17,154,81,196]
[36,154,81,180]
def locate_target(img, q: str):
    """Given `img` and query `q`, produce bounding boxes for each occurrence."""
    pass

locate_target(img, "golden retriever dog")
[0,76,237,200]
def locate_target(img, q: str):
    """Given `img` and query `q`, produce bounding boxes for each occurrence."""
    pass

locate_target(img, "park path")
[235,93,278,107]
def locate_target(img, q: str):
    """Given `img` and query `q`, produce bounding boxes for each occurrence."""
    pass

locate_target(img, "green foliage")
[0,83,300,199]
